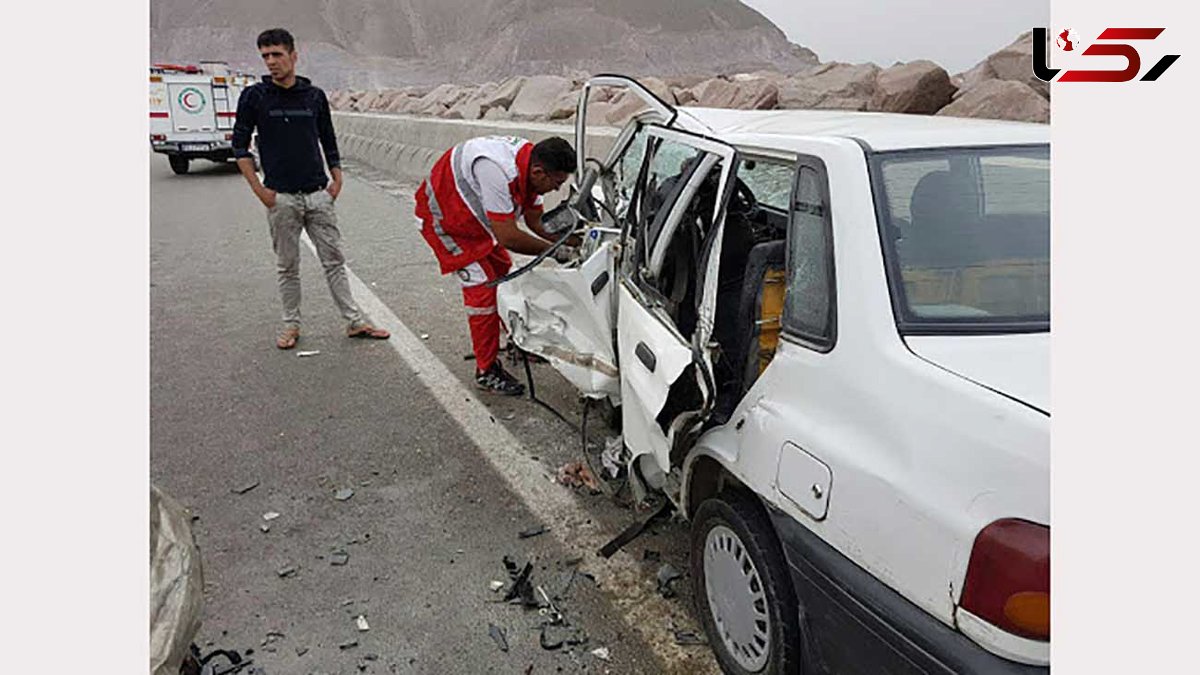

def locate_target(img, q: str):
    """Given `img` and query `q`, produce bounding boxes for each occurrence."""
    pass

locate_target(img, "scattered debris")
[539,624,588,650]
[296,350,321,357]
[598,500,670,559]
[673,630,708,646]
[502,557,537,607]
[330,550,351,566]
[334,488,355,502]
[657,564,683,598]
[262,511,281,521]
[420,333,430,340]
[601,436,624,479]
[537,585,564,625]
[503,412,517,421]
[339,639,359,650]
[643,549,661,562]
[276,565,298,578]
[231,480,260,495]
[590,646,611,661]
[295,646,309,657]
[557,461,602,493]
[488,623,509,652]
[489,580,506,592]
[356,615,371,632]
[363,653,379,661]
[519,524,549,539]
[259,524,270,534]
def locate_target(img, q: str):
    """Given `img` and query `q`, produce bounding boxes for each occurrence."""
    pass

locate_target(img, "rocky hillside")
[150,0,817,89]
[329,32,1050,124]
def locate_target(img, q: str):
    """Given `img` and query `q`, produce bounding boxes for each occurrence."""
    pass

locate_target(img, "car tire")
[169,155,189,175]
[692,491,803,675]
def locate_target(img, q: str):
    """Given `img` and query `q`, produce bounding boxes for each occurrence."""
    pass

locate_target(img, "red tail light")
[225,133,233,141]
[150,134,167,142]
[961,519,1049,641]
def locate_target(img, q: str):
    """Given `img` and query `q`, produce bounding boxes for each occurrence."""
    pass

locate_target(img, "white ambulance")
[149,61,257,174]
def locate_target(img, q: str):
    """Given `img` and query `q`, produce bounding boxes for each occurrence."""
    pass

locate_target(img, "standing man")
[232,27,390,350]
[414,136,577,395]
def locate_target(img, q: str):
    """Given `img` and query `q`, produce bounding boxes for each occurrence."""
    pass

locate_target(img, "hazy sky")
[740,0,1048,74]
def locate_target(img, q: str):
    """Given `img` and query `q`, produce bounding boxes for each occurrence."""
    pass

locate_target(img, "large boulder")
[477,76,527,113]
[351,91,381,112]
[936,79,1049,123]
[604,90,650,126]
[482,106,511,121]
[547,87,582,121]
[665,74,710,90]
[690,78,739,107]
[732,79,780,109]
[777,63,881,110]
[638,76,675,104]
[672,86,697,106]
[410,83,470,116]
[385,93,419,113]
[328,90,352,110]
[957,31,1049,99]
[584,100,615,126]
[508,75,574,121]
[870,60,956,114]
[444,82,500,120]
[373,89,408,112]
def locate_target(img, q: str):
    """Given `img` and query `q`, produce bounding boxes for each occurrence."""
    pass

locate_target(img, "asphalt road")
[149,154,719,675]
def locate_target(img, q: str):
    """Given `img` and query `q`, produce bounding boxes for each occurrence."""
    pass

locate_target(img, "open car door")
[497,77,684,402]
[617,126,739,476]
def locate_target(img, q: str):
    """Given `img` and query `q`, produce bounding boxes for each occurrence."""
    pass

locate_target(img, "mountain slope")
[150,0,818,87]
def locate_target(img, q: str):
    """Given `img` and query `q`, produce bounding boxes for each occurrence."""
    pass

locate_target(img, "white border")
[1054,2,1198,673]
[4,1,148,672]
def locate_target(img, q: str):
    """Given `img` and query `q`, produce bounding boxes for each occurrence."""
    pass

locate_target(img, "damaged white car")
[498,76,1049,675]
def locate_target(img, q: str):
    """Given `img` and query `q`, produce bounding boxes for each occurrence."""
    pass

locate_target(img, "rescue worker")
[414,136,577,395]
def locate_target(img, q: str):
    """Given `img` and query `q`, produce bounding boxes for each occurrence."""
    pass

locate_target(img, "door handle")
[635,342,656,372]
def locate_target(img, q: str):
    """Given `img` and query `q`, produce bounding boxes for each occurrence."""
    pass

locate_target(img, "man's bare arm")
[523,208,552,240]
[491,216,554,256]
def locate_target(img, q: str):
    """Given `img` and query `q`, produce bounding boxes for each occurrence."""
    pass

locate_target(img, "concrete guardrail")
[333,111,620,203]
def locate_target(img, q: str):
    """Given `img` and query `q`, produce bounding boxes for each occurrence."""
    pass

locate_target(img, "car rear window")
[872,145,1049,333]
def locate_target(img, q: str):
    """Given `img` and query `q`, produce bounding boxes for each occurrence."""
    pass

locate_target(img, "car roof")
[673,106,1049,152]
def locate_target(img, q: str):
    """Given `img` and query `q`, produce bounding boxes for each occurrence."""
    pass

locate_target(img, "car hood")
[905,333,1049,414]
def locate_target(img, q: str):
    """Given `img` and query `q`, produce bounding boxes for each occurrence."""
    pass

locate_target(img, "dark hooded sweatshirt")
[231,75,340,193]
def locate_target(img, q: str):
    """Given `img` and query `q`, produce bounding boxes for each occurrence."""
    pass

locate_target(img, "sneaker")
[475,362,526,396]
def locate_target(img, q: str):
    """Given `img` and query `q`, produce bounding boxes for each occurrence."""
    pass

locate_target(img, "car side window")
[737,159,795,212]
[783,159,836,349]
[616,129,650,205]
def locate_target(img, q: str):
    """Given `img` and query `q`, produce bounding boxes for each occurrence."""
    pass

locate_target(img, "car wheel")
[692,491,802,675]
[168,155,189,175]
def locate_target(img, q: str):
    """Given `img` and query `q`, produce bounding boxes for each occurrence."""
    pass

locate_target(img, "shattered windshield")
[872,145,1049,333]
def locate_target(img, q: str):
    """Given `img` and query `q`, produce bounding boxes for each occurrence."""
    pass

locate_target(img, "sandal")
[347,321,390,340]
[276,325,300,350]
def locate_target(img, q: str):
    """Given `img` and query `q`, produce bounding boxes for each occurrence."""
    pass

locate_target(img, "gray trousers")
[267,190,363,326]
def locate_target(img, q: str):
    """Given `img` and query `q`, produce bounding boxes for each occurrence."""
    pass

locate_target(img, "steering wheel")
[731,177,759,219]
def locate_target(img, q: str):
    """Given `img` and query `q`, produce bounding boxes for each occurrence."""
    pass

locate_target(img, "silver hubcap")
[704,525,771,671]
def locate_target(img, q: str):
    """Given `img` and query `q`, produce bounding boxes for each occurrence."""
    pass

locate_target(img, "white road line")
[301,233,718,674]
